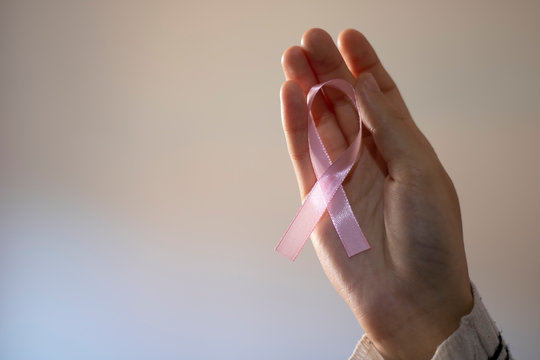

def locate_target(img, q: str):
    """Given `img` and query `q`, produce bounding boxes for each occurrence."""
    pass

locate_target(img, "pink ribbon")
[275,79,370,261]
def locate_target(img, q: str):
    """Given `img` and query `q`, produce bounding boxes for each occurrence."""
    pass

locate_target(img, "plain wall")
[1,0,539,358]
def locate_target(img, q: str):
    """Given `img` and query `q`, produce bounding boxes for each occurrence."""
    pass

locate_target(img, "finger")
[338,29,411,118]
[282,45,348,161]
[355,72,427,177]
[281,80,316,198]
[301,28,360,144]
[281,46,334,128]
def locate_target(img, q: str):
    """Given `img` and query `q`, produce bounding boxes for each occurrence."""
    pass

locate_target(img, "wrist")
[367,285,474,360]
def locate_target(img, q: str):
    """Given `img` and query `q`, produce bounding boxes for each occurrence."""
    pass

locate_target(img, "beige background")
[1,0,539,358]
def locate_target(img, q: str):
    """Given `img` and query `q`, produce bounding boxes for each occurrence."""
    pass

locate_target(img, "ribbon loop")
[275,79,370,261]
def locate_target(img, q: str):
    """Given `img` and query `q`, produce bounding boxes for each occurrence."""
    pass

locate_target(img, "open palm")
[281,29,473,359]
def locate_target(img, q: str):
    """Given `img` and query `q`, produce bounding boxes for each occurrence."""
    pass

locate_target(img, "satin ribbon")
[275,79,370,261]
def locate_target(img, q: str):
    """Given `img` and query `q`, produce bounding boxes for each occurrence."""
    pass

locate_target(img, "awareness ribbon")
[275,79,370,261]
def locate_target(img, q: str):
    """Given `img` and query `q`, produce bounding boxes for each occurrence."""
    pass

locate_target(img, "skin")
[280,28,473,360]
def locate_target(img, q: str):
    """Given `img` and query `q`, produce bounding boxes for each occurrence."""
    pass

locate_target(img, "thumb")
[354,72,430,177]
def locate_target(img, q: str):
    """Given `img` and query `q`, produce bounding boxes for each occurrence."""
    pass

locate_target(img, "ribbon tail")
[327,187,370,257]
[275,181,329,261]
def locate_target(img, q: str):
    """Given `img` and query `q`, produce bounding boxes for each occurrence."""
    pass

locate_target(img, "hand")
[280,28,473,360]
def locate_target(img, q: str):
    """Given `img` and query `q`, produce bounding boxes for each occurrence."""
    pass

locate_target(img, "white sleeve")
[348,283,512,360]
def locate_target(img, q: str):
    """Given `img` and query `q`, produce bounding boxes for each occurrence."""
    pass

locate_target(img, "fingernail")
[363,73,380,93]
